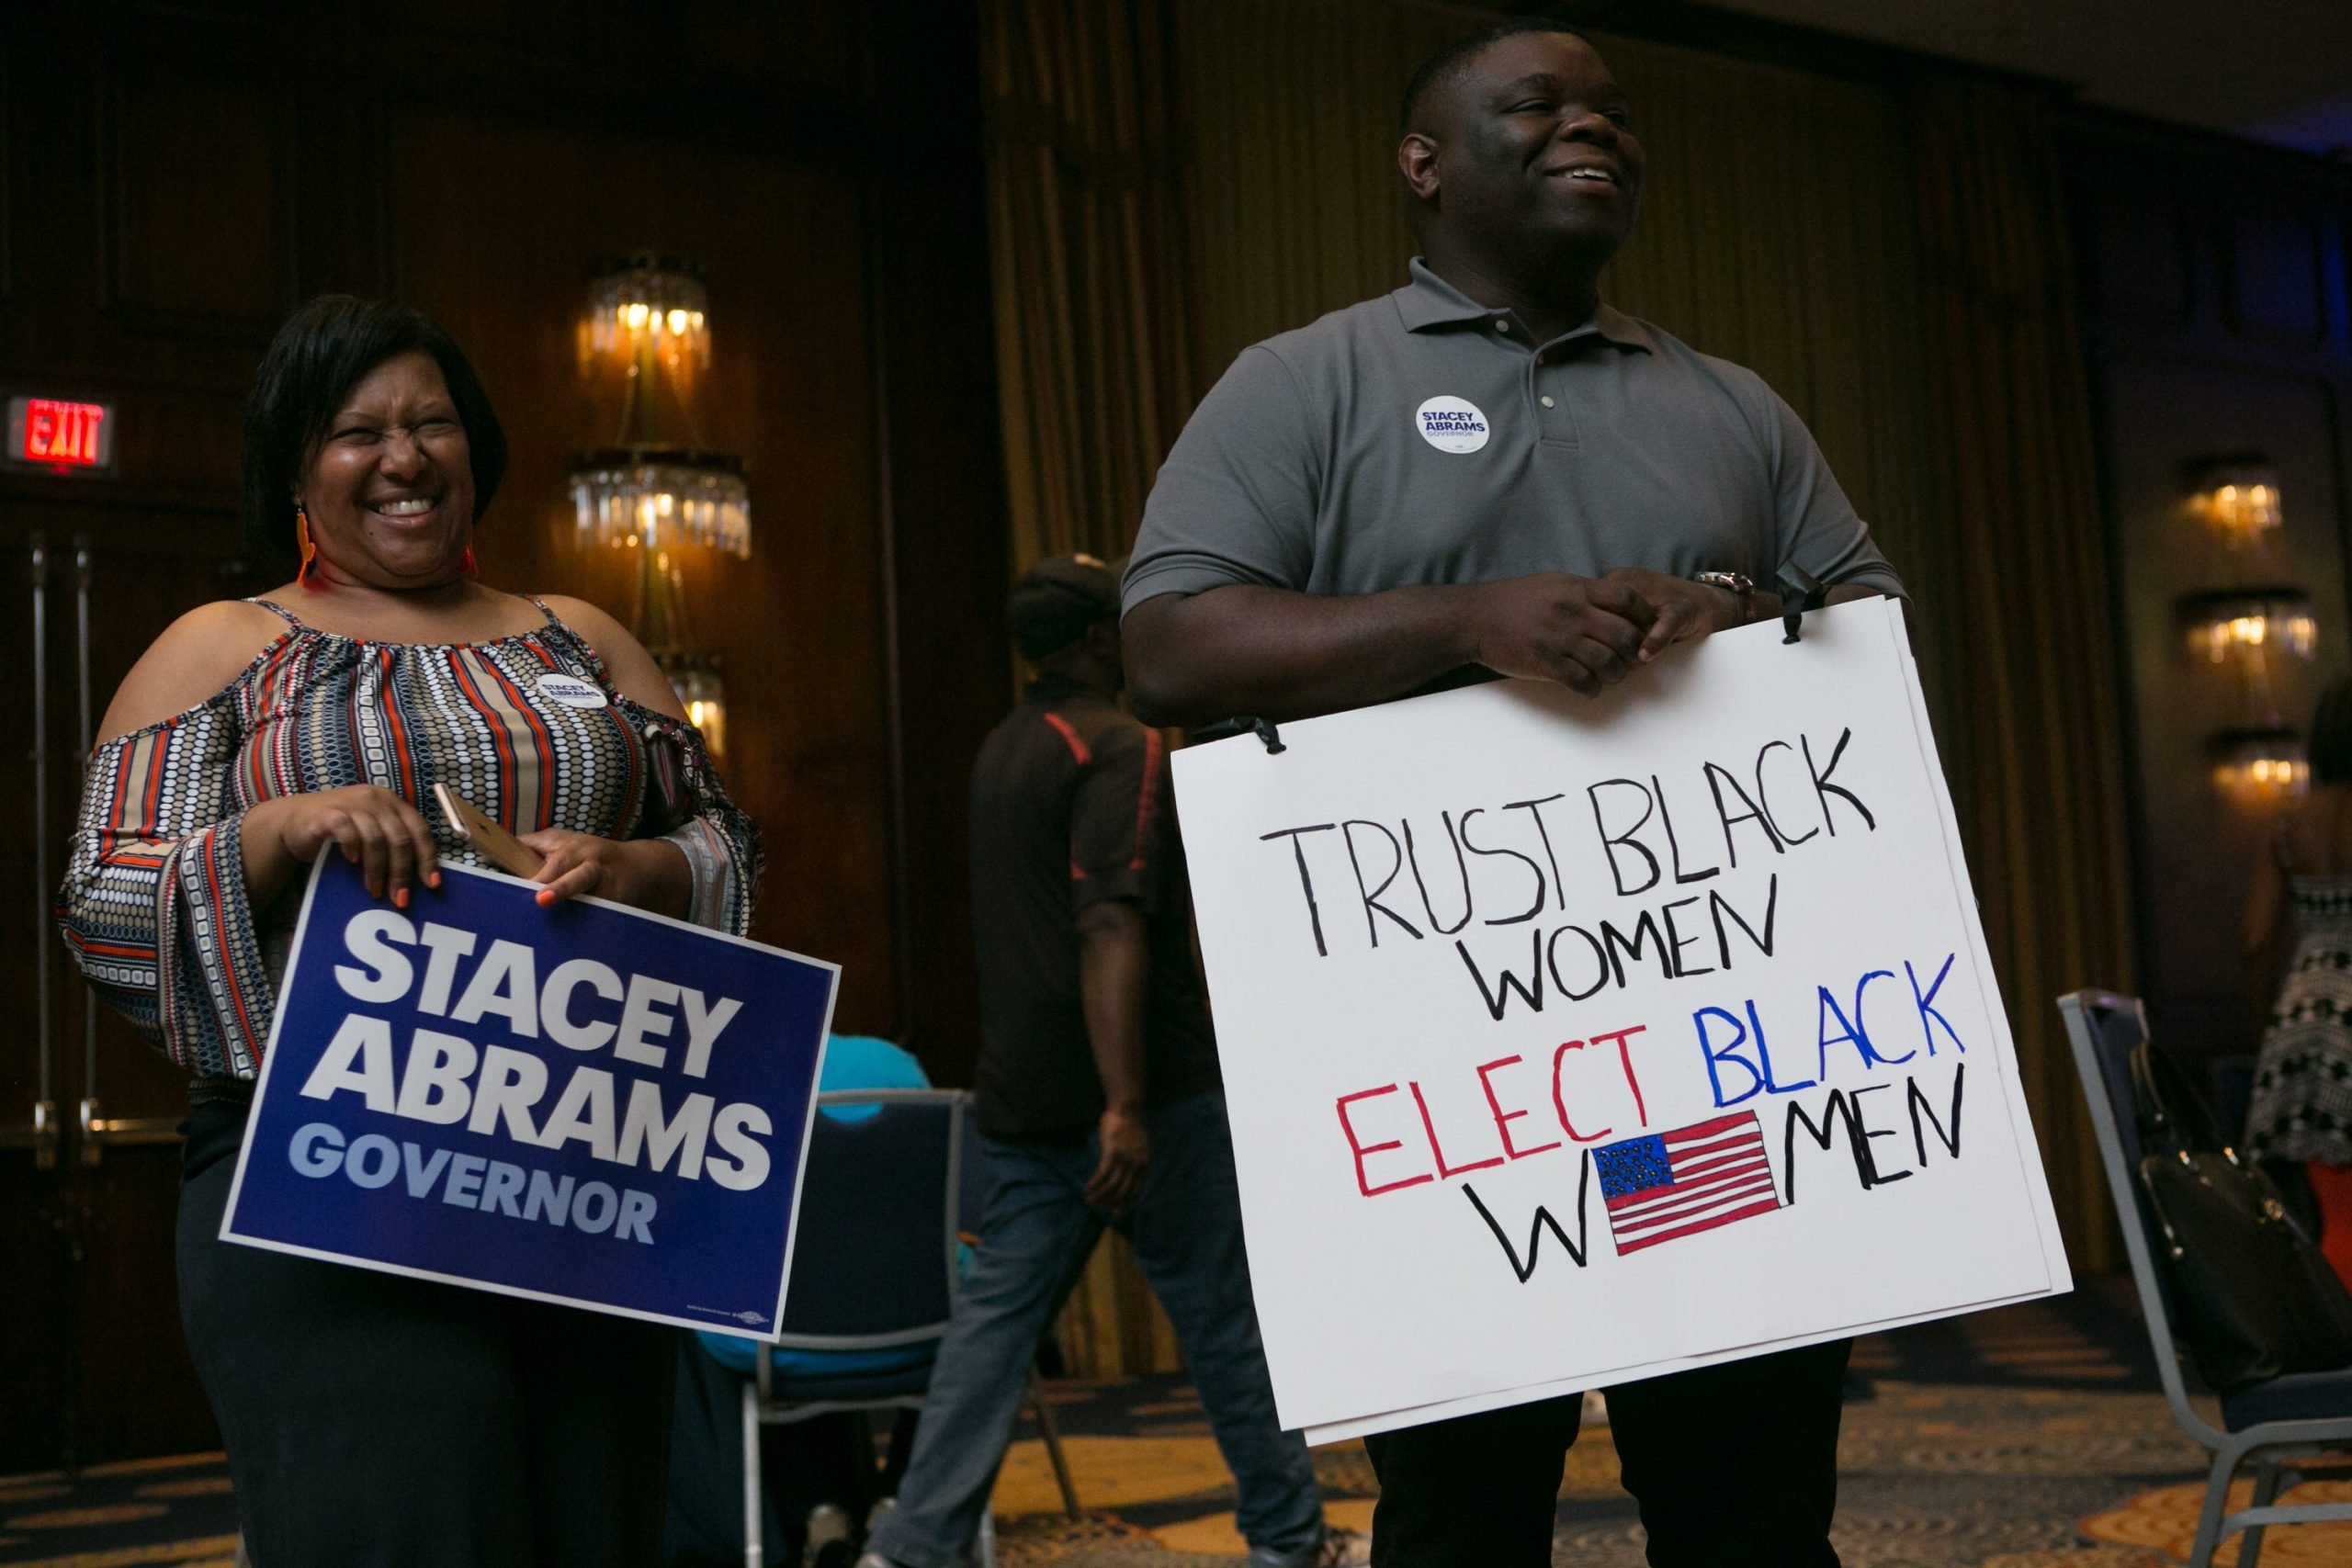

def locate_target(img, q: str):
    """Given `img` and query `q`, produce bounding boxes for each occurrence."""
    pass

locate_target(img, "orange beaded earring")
[295,504,320,588]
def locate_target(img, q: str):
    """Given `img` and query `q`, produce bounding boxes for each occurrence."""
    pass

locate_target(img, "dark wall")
[2062,113,2352,1060]
[0,0,1006,1471]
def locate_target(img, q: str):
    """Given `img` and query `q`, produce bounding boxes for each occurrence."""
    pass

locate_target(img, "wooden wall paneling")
[0,34,15,303]
[385,106,901,1032]
[0,502,245,1472]
[0,520,74,1472]
[99,52,288,334]
[854,0,1006,1084]
[287,86,393,301]
[0,3,277,1473]
[62,498,250,1467]
[2100,361,2351,1055]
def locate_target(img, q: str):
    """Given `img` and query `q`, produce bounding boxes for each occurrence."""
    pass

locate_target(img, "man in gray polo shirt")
[1124,17,1896,1568]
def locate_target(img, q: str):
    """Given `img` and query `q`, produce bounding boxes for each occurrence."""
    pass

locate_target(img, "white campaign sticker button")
[1415,396,1490,454]
[537,673,608,709]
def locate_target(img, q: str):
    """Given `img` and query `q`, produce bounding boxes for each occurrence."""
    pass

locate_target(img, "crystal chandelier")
[569,450,750,559]
[566,255,746,753]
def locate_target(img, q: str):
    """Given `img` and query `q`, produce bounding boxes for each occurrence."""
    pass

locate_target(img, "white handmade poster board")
[1170,598,2070,1443]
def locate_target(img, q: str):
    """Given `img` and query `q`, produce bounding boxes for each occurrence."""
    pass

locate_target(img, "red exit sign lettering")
[7,395,116,472]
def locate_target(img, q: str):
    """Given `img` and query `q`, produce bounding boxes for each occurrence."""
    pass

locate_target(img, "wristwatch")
[1693,570,1754,600]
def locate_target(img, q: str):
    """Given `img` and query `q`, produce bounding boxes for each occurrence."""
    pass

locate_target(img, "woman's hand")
[245,784,439,908]
[517,829,690,917]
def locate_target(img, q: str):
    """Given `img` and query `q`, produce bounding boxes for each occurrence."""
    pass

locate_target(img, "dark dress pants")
[1362,1337,1851,1567]
[177,1098,676,1567]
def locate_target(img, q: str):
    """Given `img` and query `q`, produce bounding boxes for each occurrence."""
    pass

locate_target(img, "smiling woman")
[51,294,763,1566]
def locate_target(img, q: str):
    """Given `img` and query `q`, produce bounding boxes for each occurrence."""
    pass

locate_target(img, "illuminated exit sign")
[7,395,116,472]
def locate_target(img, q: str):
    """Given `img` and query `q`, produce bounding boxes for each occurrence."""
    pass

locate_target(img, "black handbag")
[2130,1038,2352,1392]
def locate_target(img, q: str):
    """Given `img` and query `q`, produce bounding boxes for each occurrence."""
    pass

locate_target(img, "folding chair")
[2059,989,2352,1564]
[740,1089,1078,1568]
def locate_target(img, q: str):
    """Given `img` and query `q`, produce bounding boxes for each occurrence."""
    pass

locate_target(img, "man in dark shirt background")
[861,555,1354,1568]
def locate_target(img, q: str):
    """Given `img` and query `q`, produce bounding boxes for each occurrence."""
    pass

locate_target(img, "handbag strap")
[2130,1038,2228,1158]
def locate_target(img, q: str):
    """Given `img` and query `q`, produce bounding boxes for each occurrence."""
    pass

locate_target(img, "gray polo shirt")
[1125,258,1904,610]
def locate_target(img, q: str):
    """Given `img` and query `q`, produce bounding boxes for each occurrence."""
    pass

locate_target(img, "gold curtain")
[1906,77,2137,1269]
[980,0,1200,1375]
[981,0,1196,571]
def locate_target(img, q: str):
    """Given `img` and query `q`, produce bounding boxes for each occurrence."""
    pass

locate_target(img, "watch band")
[1694,570,1754,598]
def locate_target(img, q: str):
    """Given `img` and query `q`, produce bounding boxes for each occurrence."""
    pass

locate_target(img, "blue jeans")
[866,1089,1322,1567]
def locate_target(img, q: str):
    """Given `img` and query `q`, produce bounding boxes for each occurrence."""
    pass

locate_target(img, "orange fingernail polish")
[393,887,410,909]
[429,872,443,888]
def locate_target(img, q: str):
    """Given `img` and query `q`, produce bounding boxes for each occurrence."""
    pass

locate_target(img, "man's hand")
[1600,568,1750,661]
[1464,572,1658,695]
[1085,1103,1152,1210]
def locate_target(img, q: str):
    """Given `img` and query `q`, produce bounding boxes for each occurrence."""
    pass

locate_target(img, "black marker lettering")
[1461,807,1549,926]
[1588,779,1662,897]
[1804,728,1876,834]
[1463,1156,1593,1281]
[1652,772,1722,883]
[1710,874,1779,968]
[1502,794,1570,911]
[1908,1064,1964,1168]
[1457,932,1547,1021]
[1341,819,1422,948]
[1261,824,1337,957]
[1705,761,1785,868]
[1405,812,1474,936]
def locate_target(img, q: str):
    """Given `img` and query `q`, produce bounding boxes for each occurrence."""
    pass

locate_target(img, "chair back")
[774,1088,966,1352]
[955,1097,990,1236]
[2056,989,2223,1445]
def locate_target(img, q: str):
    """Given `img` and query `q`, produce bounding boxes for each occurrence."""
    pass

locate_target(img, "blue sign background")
[222,856,835,1337]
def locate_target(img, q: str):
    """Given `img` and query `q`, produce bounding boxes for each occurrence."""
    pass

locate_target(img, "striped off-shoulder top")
[55,597,762,1080]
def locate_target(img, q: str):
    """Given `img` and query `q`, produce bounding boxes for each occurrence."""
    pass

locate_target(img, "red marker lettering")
[1592,1024,1651,1127]
[1476,1054,1562,1160]
[1549,1040,1612,1144]
[1336,1085,1432,1197]
[1409,1079,1506,1179]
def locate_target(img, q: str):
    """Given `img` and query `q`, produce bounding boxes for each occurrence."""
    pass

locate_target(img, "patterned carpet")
[6,1277,2349,1567]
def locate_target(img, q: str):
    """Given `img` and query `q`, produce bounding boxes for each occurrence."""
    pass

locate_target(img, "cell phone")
[432,782,546,876]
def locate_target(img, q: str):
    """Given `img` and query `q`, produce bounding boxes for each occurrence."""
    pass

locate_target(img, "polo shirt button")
[1540,395,1555,408]
[1493,319,1510,333]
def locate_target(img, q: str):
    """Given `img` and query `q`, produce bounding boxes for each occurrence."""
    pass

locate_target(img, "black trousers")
[177,1099,676,1567]
[1362,1337,1852,1567]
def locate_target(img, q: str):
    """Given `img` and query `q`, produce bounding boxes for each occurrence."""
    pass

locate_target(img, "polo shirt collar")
[1392,257,1654,353]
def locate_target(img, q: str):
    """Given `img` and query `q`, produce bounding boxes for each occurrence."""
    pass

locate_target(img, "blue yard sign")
[221,855,837,1338]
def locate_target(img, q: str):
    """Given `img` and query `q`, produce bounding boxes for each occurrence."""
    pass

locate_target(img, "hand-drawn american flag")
[1593,1112,1781,1256]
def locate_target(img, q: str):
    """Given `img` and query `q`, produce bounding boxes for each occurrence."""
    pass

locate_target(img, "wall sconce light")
[567,254,746,756]
[2186,457,2284,547]
[579,254,712,377]
[2182,588,2319,666]
[569,450,751,560]
[2211,728,2310,803]
[672,662,727,758]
